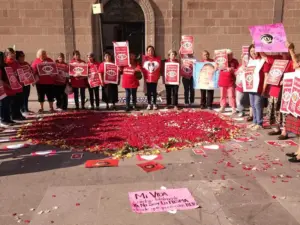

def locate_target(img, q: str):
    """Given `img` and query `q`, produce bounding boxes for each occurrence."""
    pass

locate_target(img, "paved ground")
[0,87,300,225]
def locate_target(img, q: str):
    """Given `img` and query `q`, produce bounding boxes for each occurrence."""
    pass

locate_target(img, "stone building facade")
[0,0,299,62]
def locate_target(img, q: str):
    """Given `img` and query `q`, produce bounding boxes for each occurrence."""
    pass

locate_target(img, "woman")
[181,54,195,107]
[122,52,141,112]
[0,51,16,127]
[164,50,179,110]
[200,50,215,109]
[99,52,119,110]
[70,50,87,110]
[31,49,55,113]
[143,46,160,110]
[55,53,68,110]
[87,52,100,110]
[16,51,33,114]
[247,44,270,131]
[218,49,239,113]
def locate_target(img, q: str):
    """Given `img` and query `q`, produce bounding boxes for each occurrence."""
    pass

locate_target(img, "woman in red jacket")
[87,52,100,110]
[31,49,55,113]
[55,53,69,110]
[122,52,141,112]
[4,48,25,120]
[70,50,87,110]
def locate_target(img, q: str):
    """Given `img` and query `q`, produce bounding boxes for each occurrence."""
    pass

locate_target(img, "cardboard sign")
[137,161,165,173]
[214,49,228,70]
[55,63,68,84]
[4,67,22,90]
[266,60,289,85]
[193,62,218,90]
[142,56,161,83]
[180,35,194,55]
[287,73,300,117]
[280,72,295,113]
[85,159,119,168]
[104,62,119,84]
[113,41,130,66]
[18,65,35,86]
[164,62,180,85]
[249,23,288,52]
[181,58,196,79]
[69,63,88,77]
[0,80,7,100]
[235,66,245,89]
[37,62,58,76]
[243,58,265,92]
[242,46,249,66]
[88,64,102,88]
[128,188,198,213]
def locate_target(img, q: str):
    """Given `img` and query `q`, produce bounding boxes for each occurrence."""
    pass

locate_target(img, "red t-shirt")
[122,64,141,89]
[5,58,23,93]
[218,58,239,87]
[69,59,88,88]
[31,57,55,85]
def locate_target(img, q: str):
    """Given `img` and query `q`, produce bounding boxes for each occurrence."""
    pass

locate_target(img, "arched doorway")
[102,0,145,56]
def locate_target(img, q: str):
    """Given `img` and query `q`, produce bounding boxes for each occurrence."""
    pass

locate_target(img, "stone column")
[170,0,181,52]
[273,0,284,23]
[62,0,75,62]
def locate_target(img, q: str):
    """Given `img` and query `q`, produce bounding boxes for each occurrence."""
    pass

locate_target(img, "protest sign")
[113,41,130,66]
[280,72,295,113]
[37,62,58,76]
[142,56,161,83]
[243,59,265,92]
[164,62,180,85]
[287,73,300,117]
[4,67,22,90]
[69,63,88,77]
[104,63,119,84]
[242,46,249,65]
[180,35,194,55]
[181,58,196,79]
[266,60,289,85]
[214,49,228,70]
[193,62,218,90]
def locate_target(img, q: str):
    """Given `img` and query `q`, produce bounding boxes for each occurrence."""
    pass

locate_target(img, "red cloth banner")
[244,66,256,90]
[142,56,161,83]
[181,58,196,79]
[4,67,22,90]
[55,63,68,84]
[288,73,300,117]
[37,62,58,76]
[0,80,7,100]
[214,49,228,70]
[113,41,130,67]
[180,35,194,55]
[88,64,102,88]
[69,63,88,77]
[104,63,119,84]
[280,72,295,113]
[266,59,289,85]
[164,62,180,85]
[17,68,35,86]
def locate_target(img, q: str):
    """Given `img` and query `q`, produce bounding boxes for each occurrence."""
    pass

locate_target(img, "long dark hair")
[16,51,25,61]
[4,48,15,59]
[0,51,8,82]
[146,45,156,57]
[248,44,260,60]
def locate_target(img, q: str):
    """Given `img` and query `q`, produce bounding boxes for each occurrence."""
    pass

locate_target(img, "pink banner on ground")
[164,62,180,85]
[214,49,228,70]
[180,35,194,55]
[4,67,22,90]
[181,58,196,79]
[280,72,295,113]
[128,188,198,213]
[0,80,7,100]
[88,64,102,88]
[113,41,130,67]
[37,62,58,76]
[287,73,300,117]
[266,60,289,85]
[104,63,118,84]
[249,23,288,52]
[69,63,88,77]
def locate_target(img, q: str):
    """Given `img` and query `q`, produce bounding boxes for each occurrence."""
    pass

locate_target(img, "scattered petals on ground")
[18,110,240,154]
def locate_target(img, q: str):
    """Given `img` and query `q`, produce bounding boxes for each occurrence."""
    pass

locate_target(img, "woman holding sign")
[31,49,56,113]
[99,52,119,110]
[87,52,101,110]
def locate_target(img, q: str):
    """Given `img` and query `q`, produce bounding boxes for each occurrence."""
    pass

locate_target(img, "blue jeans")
[249,93,263,125]
[125,88,137,107]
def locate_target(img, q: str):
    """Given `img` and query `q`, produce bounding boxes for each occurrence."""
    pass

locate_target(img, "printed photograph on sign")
[181,58,196,79]
[164,62,180,85]
[142,56,161,83]
[128,188,198,214]
[4,67,22,90]
[180,35,194,55]
[193,62,219,90]
[249,23,288,52]
[104,62,119,84]
[214,49,228,70]
[113,41,130,66]
[69,63,88,77]
[37,62,58,76]
[266,60,289,85]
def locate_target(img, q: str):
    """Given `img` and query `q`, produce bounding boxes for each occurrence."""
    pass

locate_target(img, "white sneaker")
[251,125,263,131]
[146,104,152,110]
[153,105,158,110]
[247,123,256,129]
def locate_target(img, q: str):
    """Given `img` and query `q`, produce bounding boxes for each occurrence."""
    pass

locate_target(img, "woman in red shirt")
[70,50,88,110]
[31,49,55,113]
[4,48,25,120]
[122,52,142,112]
[87,52,100,110]
[200,50,215,109]
[55,53,69,110]
[99,52,119,110]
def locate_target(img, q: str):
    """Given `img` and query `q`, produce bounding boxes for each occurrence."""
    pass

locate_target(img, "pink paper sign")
[249,23,288,52]
[128,188,198,213]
